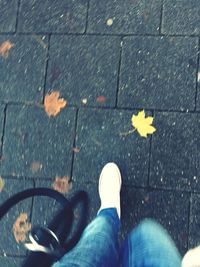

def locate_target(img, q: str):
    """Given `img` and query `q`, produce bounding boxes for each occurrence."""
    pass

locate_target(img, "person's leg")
[120,219,182,267]
[52,208,120,267]
[53,162,122,267]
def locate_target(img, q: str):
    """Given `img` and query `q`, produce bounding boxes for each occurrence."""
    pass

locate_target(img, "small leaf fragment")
[31,161,42,174]
[52,176,72,194]
[44,91,67,117]
[13,213,32,243]
[0,40,14,58]
[131,110,156,138]
[96,96,106,103]
[0,177,5,192]
[72,147,80,153]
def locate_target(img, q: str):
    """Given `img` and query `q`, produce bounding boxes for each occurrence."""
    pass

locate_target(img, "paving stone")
[121,186,190,255]
[0,35,47,103]
[150,112,198,191]
[0,178,33,256]
[189,194,200,248]
[162,1,200,35]
[1,105,76,178]
[0,0,18,32]
[118,36,198,110]
[73,108,150,186]
[46,35,120,107]
[0,256,25,267]
[87,0,162,34]
[18,0,88,33]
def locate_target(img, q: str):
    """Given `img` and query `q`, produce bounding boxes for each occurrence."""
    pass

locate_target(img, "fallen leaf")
[0,40,14,58]
[44,91,67,117]
[0,177,5,192]
[52,176,72,194]
[31,161,42,173]
[13,213,32,243]
[96,96,106,103]
[72,147,80,153]
[131,110,156,138]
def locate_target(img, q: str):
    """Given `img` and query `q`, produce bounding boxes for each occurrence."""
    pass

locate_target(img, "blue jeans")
[52,208,181,267]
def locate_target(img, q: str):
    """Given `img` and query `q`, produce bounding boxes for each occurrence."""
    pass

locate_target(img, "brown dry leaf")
[96,96,106,103]
[52,176,71,194]
[31,161,42,173]
[0,176,5,192]
[44,91,67,117]
[13,213,32,243]
[0,40,14,58]
[72,147,80,153]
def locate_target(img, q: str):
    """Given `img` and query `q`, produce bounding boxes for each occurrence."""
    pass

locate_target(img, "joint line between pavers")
[194,38,200,111]
[15,0,22,33]
[42,34,51,104]
[0,104,8,159]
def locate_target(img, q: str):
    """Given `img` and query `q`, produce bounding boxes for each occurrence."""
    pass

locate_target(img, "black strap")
[0,187,88,267]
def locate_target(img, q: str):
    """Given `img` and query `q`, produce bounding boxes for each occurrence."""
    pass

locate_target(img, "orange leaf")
[31,161,42,174]
[96,96,106,103]
[13,213,32,243]
[44,91,67,117]
[52,176,71,194]
[0,40,14,58]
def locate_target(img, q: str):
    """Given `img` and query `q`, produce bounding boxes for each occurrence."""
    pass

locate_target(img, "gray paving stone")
[1,105,76,178]
[150,112,198,191]
[0,178,33,255]
[0,0,18,32]
[162,1,200,35]
[121,187,190,255]
[87,0,162,34]
[118,36,198,110]
[46,35,120,107]
[0,35,47,103]
[0,256,25,267]
[73,108,150,186]
[18,0,88,33]
[189,194,200,248]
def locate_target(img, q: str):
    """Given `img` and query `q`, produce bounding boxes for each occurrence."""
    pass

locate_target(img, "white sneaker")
[98,162,122,219]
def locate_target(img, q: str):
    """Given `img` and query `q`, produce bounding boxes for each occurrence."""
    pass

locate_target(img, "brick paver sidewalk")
[0,1,200,265]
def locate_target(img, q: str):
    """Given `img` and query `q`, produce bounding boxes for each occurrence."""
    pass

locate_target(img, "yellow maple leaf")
[131,110,156,138]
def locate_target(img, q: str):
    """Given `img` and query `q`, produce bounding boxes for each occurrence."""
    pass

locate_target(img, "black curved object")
[0,187,89,267]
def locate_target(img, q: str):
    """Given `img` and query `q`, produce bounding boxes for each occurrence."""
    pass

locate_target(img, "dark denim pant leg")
[52,208,120,267]
[120,219,182,267]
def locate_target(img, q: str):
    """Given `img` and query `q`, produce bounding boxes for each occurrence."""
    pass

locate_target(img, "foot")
[98,162,122,219]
